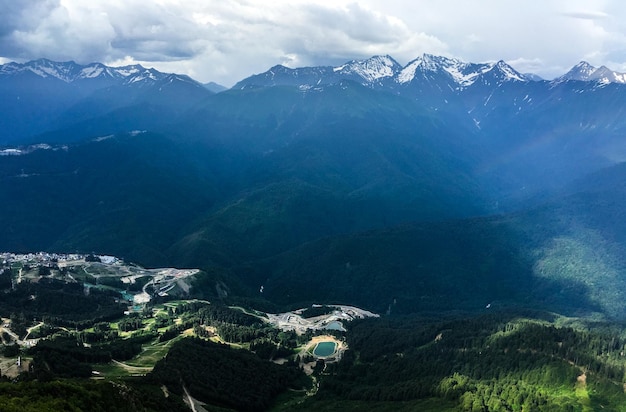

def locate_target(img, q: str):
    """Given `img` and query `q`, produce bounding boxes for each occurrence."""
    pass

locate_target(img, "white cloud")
[561,11,609,20]
[2,0,626,85]
[506,58,545,75]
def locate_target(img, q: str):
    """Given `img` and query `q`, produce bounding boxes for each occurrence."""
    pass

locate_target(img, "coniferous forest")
[6,41,626,411]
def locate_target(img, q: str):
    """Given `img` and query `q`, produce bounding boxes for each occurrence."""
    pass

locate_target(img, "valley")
[0,253,363,380]
[4,54,626,410]
[2,250,626,411]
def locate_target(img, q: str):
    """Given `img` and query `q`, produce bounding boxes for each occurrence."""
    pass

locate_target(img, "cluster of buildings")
[1,252,120,266]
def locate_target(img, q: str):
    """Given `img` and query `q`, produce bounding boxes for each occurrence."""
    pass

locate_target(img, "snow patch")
[334,55,400,83]
[80,65,104,78]
[0,149,22,156]
[93,134,115,142]
[397,60,421,83]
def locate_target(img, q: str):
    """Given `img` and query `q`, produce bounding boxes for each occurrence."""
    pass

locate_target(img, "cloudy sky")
[2,0,626,86]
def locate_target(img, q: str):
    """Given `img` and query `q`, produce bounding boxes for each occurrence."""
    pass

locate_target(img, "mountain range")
[0,58,211,145]
[4,55,626,318]
[233,54,529,91]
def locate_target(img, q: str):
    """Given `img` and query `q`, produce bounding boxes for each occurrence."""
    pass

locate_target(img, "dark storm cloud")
[0,0,204,64]
[0,0,58,35]
[0,0,60,55]
[102,3,206,61]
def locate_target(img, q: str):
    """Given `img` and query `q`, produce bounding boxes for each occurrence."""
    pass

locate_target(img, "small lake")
[324,321,345,331]
[313,341,336,357]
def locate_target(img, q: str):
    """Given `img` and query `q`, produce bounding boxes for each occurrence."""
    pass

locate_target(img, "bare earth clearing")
[266,304,378,335]
[1,252,200,306]
[0,356,30,378]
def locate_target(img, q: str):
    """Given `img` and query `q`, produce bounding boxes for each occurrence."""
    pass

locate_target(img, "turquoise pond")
[313,341,336,357]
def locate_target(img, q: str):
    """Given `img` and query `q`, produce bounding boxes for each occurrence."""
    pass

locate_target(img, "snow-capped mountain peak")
[397,54,454,84]
[111,64,144,78]
[574,61,597,76]
[591,66,626,84]
[0,59,117,82]
[125,67,164,84]
[79,63,107,79]
[488,60,528,82]
[553,61,626,84]
[442,61,492,86]
[420,54,449,71]
[396,54,526,87]
[0,59,201,87]
[557,61,597,82]
[333,55,402,83]
[22,58,84,82]
[396,59,422,84]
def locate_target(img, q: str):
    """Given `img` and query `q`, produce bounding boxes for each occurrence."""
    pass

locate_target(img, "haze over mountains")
[3,54,626,318]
